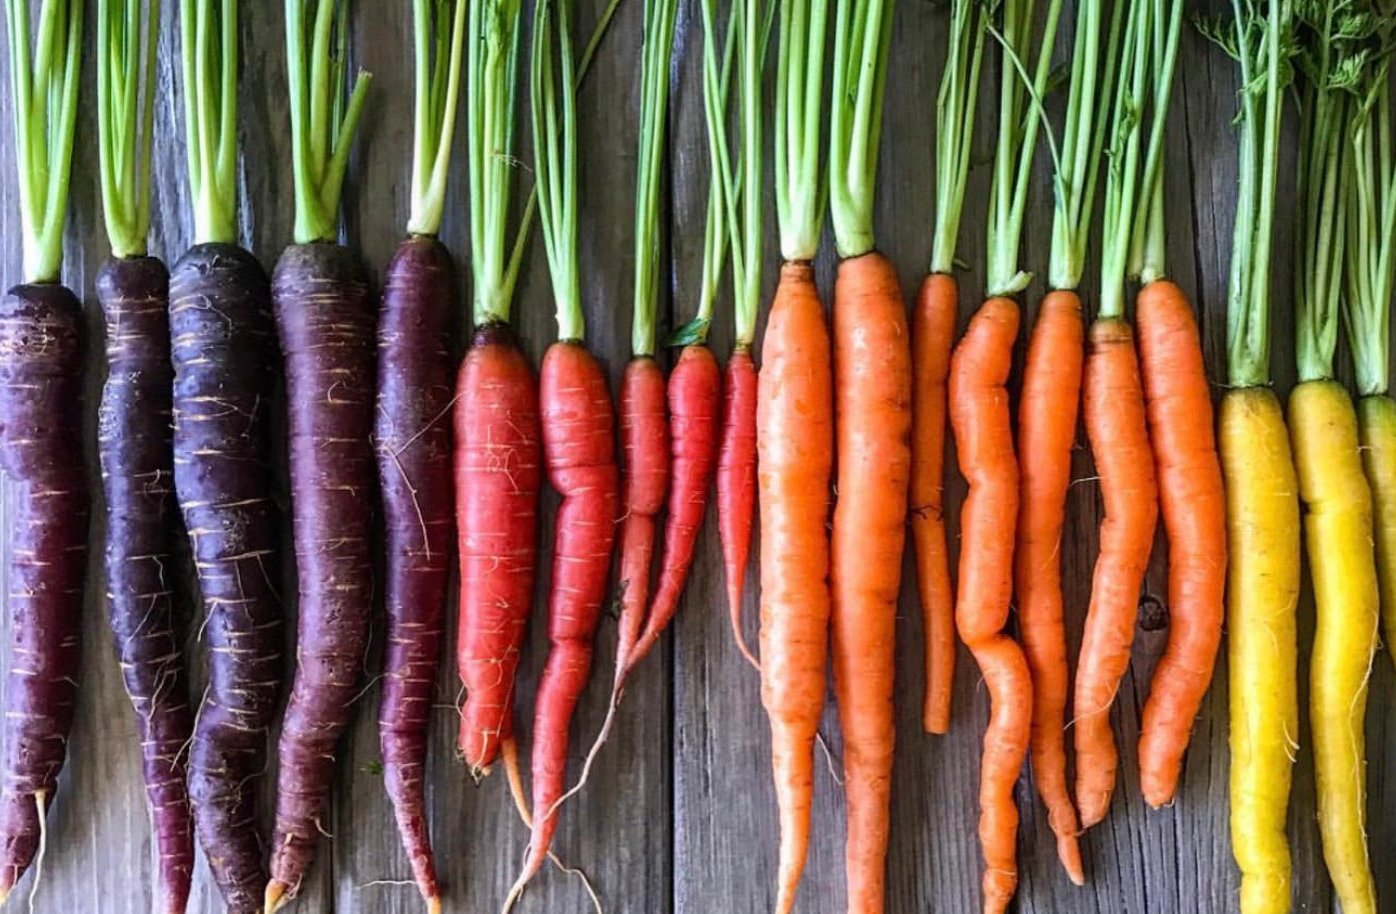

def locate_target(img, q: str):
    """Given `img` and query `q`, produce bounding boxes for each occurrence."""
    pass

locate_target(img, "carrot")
[949,297,1030,914]
[94,4,194,912]
[718,349,758,656]
[1209,4,1302,911]
[759,262,833,914]
[374,4,466,907]
[913,0,985,735]
[504,3,620,903]
[0,1,86,902]
[827,5,909,902]
[265,5,374,911]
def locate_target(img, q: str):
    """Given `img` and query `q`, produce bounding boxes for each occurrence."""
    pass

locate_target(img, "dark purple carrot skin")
[96,256,195,914]
[269,242,377,899]
[169,242,282,914]
[375,236,454,904]
[0,283,88,898]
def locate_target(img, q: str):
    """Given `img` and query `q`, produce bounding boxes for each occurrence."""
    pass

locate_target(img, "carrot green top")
[928,0,986,276]
[631,0,680,357]
[285,0,372,246]
[179,1,237,246]
[97,0,159,260]
[829,0,893,260]
[407,0,468,237]
[1099,1,1181,319]
[6,0,83,284]
[1047,0,1117,296]
[1293,2,1375,384]
[725,0,767,348]
[775,0,829,264]
[985,0,1063,297]
[1212,0,1296,389]
[1344,5,1396,397]
[531,0,584,341]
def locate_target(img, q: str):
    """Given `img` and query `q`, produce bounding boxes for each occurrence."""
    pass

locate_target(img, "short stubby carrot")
[518,340,619,886]
[455,324,542,776]
[911,271,958,736]
[1014,288,1084,882]
[616,355,669,677]
[1134,279,1225,808]
[948,297,1032,914]
[628,343,721,671]
[1075,317,1158,828]
[830,251,910,913]
[758,261,833,914]
[719,348,759,662]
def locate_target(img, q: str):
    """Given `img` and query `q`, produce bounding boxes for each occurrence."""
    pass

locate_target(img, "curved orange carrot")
[1015,289,1085,883]
[1135,278,1225,808]
[949,297,1033,914]
[615,355,669,677]
[720,349,759,665]
[1075,318,1159,828]
[758,262,833,914]
[911,271,959,735]
[831,251,911,912]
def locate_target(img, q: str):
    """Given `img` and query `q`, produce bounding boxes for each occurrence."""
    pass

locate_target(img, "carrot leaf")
[829,0,893,259]
[689,0,740,340]
[408,0,467,236]
[1221,0,1298,389]
[631,0,681,356]
[6,0,83,283]
[97,0,159,259]
[285,0,372,245]
[775,0,829,263]
[531,0,582,340]
[1128,0,1185,285]
[929,0,987,276]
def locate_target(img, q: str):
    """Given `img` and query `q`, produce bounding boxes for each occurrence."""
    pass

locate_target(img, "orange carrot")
[1014,289,1085,882]
[758,261,833,914]
[949,297,1033,914]
[1075,318,1158,827]
[910,272,958,736]
[1135,280,1225,807]
[615,356,669,676]
[718,348,759,663]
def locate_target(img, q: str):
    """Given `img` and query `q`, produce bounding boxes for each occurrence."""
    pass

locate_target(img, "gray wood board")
[0,1,1391,913]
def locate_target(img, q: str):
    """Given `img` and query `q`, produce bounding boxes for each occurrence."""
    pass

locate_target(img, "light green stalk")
[180,0,239,244]
[6,0,83,283]
[929,0,986,275]
[775,0,829,262]
[468,0,523,324]
[828,0,894,259]
[285,0,372,245]
[407,0,468,236]
[1128,0,1184,285]
[631,0,681,356]
[98,0,159,259]
[1098,3,1152,320]
[531,0,582,340]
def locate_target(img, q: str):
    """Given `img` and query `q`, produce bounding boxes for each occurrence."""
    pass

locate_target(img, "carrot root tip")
[426,896,443,914]
[264,879,289,914]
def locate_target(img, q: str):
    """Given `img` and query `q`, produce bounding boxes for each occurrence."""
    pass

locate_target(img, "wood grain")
[0,1,1393,912]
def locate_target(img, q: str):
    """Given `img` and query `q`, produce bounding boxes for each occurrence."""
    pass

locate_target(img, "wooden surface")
[1,1,1394,913]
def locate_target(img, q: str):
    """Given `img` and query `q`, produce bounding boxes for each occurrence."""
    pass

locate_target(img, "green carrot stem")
[775,0,829,263]
[929,0,986,276]
[531,0,583,341]
[408,0,468,236]
[98,0,159,259]
[829,0,894,260]
[631,0,681,356]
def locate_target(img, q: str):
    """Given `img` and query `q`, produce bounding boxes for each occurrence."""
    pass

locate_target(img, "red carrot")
[615,357,670,674]
[718,349,759,661]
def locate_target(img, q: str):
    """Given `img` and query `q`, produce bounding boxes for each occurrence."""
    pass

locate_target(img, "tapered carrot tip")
[1058,835,1086,886]
[0,886,9,907]
[426,896,443,914]
[264,879,289,914]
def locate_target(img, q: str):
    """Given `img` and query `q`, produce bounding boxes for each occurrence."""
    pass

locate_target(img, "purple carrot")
[96,257,194,914]
[376,237,454,910]
[170,244,282,914]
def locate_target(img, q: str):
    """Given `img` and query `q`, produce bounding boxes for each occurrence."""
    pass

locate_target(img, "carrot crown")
[631,0,681,356]
[1045,0,1118,295]
[829,0,893,260]
[97,0,159,260]
[929,0,986,276]
[5,0,83,284]
[285,0,372,246]
[775,0,829,263]
[1344,6,1396,397]
[1293,3,1374,384]
[407,0,468,237]
[1099,1,1182,319]
[1208,0,1297,389]
[531,0,583,341]
[985,0,1064,297]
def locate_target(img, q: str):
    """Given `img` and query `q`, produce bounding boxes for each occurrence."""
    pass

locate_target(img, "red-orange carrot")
[719,348,759,663]
[1014,289,1084,882]
[911,272,958,736]
[950,297,1032,914]
[615,356,669,676]
[1135,279,1225,807]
